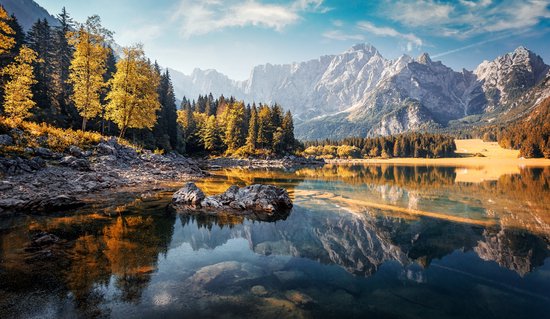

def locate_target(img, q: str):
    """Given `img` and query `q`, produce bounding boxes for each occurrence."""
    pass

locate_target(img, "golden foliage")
[0,6,15,55]
[106,44,160,137]
[67,18,110,130]
[1,46,39,121]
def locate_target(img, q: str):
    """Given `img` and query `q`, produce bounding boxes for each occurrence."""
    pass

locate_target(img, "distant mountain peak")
[347,43,379,55]
[416,53,432,65]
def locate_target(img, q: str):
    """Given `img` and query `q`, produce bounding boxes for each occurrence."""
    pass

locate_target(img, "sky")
[35,0,550,80]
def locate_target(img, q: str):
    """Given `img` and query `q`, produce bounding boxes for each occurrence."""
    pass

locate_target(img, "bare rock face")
[172,182,206,206]
[172,183,292,214]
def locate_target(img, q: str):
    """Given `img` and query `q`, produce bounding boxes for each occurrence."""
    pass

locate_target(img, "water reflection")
[0,164,549,318]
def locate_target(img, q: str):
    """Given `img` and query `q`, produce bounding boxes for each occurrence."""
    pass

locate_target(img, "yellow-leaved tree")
[0,5,15,55]
[2,45,39,122]
[106,44,160,138]
[67,15,110,131]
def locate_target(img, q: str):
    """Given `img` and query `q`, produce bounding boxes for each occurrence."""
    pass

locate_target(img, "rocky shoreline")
[0,137,205,215]
[0,135,325,215]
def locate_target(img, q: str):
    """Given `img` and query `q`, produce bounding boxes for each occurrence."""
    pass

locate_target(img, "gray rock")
[68,145,83,157]
[59,156,90,171]
[172,182,205,206]
[0,134,13,146]
[96,142,117,156]
[34,147,53,158]
[173,183,292,213]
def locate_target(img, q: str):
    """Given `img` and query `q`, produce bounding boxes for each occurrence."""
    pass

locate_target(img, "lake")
[1,164,549,318]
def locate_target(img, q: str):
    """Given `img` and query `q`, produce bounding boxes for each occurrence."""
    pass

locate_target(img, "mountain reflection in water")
[0,164,549,319]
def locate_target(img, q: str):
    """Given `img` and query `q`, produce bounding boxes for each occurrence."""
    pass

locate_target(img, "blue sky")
[35,0,550,80]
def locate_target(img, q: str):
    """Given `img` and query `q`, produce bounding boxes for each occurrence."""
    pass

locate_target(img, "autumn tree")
[2,46,39,121]
[0,6,15,56]
[106,44,160,138]
[68,15,111,131]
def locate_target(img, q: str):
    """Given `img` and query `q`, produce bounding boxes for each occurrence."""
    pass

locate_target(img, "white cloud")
[322,30,365,41]
[118,25,163,45]
[484,0,550,32]
[172,0,329,38]
[459,0,492,8]
[384,0,550,38]
[357,21,423,50]
[387,0,453,27]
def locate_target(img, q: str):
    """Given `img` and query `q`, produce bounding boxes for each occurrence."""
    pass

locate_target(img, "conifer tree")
[52,7,76,127]
[27,19,56,120]
[67,15,111,131]
[257,105,272,148]
[245,105,258,151]
[2,46,39,121]
[201,115,223,153]
[223,102,246,151]
[106,44,160,138]
[280,110,295,153]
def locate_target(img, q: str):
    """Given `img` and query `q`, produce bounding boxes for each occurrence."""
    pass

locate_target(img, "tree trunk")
[82,117,87,131]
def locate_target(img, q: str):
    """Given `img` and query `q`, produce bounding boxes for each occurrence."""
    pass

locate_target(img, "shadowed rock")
[172,183,292,214]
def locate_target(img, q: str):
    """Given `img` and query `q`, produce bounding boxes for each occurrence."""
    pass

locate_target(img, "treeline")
[177,95,300,156]
[456,97,550,159]
[0,6,299,156]
[303,133,456,159]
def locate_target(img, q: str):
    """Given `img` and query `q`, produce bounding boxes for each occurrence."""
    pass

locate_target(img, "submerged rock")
[172,183,292,214]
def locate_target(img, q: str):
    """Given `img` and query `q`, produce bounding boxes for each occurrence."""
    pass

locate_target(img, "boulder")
[172,183,292,214]
[34,147,53,158]
[0,134,13,146]
[172,182,205,206]
[68,145,83,157]
[96,142,117,156]
[59,156,91,171]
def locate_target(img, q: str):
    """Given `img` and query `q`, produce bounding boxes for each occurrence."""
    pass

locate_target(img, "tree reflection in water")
[0,164,548,318]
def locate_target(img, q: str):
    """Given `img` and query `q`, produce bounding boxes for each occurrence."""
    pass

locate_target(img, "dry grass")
[0,116,139,156]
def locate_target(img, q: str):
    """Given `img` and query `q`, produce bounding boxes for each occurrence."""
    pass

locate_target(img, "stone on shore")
[172,182,206,206]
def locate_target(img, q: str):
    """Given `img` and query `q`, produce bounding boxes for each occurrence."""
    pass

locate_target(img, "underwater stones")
[172,183,293,214]
[284,290,314,306]
[251,285,269,296]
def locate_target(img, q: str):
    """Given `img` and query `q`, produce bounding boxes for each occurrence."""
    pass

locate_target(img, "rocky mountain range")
[1,0,59,30]
[170,44,549,139]
[5,0,549,140]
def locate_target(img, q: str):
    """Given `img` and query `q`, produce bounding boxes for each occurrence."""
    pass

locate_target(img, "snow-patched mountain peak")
[416,53,432,65]
[474,46,549,109]
[168,43,548,139]
[347,43,379,55]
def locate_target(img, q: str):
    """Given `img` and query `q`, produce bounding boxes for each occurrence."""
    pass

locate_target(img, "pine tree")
[52,7,77,128]
[27,19,56,121]
[2,46,39,122]
[67,15,111,131]
[223,102,246,152]
[281,110,295,153]
[245,105,258,151]
[257,105,272,148]
[153,69,178,151]
[201,115,223,153]
[106,44,160,138]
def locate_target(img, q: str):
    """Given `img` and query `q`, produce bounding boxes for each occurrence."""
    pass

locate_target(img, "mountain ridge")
[169,44,549,139]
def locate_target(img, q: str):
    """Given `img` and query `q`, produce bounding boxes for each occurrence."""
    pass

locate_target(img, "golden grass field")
[326,139,550,183]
